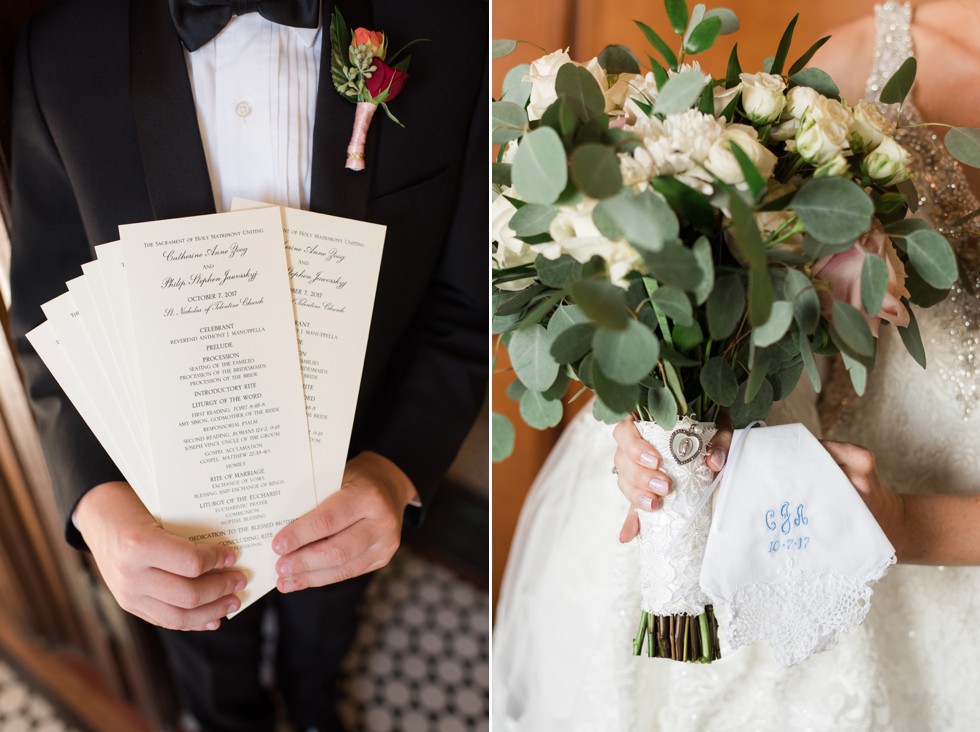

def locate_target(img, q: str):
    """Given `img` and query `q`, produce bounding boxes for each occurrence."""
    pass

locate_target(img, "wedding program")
[27,205,386,612]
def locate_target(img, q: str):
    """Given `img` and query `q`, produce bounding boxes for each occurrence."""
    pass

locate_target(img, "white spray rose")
[849,100,889,153]
[785,86,821,120]
[739,72,787,124]
[623,72,661,123]
[701,125,778,186]
[713,83,742,117]
[525,49,573,121]
[861,136,912,185]
[814,153,851,178]
[582,57,640,115]
[796,99,851,164]
[770,118,799,142]
[492,192,535,290]
[807,96,852,127]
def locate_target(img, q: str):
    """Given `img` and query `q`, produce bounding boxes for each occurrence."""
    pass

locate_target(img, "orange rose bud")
[353,28,387,59]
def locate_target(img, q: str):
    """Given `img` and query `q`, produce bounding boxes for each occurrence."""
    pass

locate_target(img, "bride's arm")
[824,441,980,565]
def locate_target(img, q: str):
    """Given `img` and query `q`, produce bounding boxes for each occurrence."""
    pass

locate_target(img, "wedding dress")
[492,4,980,730]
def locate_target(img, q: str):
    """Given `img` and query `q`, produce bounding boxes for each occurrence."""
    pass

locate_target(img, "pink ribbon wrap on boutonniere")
[329,9,424,171]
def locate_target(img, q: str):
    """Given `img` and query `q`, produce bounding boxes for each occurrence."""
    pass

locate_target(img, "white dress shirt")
[184,12,322,213]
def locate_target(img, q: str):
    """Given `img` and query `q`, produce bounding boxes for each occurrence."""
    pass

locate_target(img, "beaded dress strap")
[865,2,914,103]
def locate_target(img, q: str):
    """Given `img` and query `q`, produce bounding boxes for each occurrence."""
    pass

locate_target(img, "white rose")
[546,200,644,288]
[623,72,661,123]
[583,57,640,115]
[713,83,742,117]
[849,100,889,153]
[796,116,849,164]
[770,118,799,142]
[807,96,851,127]
[619,149,654,188]
[813,153,851,178]
[785,86,821,120]
[500,139,519,164]
[492,192,535,290]
[525,49,573,121]
[739,72,787,124]
[861,136,912,185]
[701,125,778,186]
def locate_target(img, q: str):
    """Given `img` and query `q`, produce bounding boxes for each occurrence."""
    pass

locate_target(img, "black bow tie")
[169,0,320,52]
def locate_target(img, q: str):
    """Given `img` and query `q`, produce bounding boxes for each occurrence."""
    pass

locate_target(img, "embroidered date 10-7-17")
[765,502,810,554]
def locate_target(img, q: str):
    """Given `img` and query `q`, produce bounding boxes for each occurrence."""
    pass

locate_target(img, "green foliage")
[567,280,630,329]
[653,70,708,116]
[598,44,642,74]
[829,300,875,367]
[899,230,959,290]
[635,20,679,69]
[520,390,564,429]
[704,8,739,35]
[492,39,518,59]
[510,205,556,237]
[685,16,722,54]
[707,274,745,339]
[700,357,738,406]
[783,268,820,334]
[787,35,830,76]
[730,378,773,427]
[593,363,639,413]
[535,254,583,287]
[751,301,793,347]
[501,64,532,107]
[571,145,623,199]
[898,299,927,368]
[512,128,568,205]
[647,385,678,428]
[792,178,874,245]
[860,252,888,316]
[509,325,560,391]
[491,412,516,461]
[944,127,980,167]
[788,68,839,99]
[879,57,916,105]
[550,323,596,363]
[555,64,606,121]
[650,286,694,326]
[594,320,661,384]
[768,13,799,76]
[664,0,689,35]
[593,188,679,252]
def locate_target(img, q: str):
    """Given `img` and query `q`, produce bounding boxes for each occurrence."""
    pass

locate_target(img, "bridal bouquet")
[493,1,980,662]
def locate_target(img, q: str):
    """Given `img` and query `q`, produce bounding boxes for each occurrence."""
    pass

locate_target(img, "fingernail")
[226,600,240,615]
[273,539,287,555]
[710,448,728,470]
[206,620,219,630]
[648,478,669,495]
[277,560,292,577]
[234,578,246,592]
[637,494,654,511]
[223,552,236,568]
[280,578,295,593]
[639,452,659,469]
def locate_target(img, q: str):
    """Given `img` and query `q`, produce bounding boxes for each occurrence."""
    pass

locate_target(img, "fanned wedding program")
[27,205,386,613]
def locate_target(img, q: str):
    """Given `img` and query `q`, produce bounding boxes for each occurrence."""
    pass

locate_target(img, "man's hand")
[272,451,416,592]
[75,482,246,631]
[612,417,732,543]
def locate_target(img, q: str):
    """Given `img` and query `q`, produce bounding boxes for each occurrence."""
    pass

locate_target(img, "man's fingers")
[277,552,380,593]
[619,509,640,544]
[139,593,241,631]
[146,568,246,610]
[149,533,237,578]
[276,519,385,581]
[613,417,662,469]
[272,488,363,555]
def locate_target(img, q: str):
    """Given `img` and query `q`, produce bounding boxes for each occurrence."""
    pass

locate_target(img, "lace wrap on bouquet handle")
[635,417,717,615]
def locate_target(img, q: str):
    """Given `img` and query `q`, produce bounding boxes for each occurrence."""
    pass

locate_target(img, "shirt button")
[236,101,252,118]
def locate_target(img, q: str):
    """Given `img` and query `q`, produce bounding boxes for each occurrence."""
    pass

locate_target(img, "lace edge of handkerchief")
[719,555,897,667]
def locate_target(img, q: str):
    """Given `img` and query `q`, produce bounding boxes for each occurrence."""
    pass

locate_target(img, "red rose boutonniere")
[330,9,426,171]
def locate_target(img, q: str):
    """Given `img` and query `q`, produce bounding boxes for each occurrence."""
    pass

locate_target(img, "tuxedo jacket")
[10,0,487,548]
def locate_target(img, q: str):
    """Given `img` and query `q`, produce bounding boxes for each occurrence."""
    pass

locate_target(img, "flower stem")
[633,611,649,656]
[699,612,711,662]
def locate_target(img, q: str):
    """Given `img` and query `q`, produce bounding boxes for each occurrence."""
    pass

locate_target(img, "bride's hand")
[612,417,732,543]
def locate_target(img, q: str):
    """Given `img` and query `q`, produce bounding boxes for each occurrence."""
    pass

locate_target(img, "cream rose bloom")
[785,86,821,120]
[492,192,535,291]
[861,136,911,185]
[623,72,661,123]
[796,100,851,164]
[848,100,890,152]
[701,125,778,187]
[525,49,573,121]
[739,72,787,124]
[814,153,851,178]
[582,58,640,116]
[713,83,742,117]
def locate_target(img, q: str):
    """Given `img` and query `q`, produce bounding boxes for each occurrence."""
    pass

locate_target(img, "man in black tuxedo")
[9,0,486,729]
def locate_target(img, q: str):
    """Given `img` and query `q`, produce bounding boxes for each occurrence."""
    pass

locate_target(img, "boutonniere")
[330,9,425,171]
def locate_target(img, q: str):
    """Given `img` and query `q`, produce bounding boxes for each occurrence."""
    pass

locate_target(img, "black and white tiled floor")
[0,659,78,732]
[337,551,489,732]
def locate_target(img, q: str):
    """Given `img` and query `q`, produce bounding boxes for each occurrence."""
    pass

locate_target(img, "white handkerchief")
[699,424,895,666]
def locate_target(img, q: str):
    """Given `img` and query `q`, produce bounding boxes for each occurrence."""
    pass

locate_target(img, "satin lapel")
[130,0,216,220]
[310,0,377,219]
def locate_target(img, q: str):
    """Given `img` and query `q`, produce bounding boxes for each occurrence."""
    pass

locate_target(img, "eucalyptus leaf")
[769,358,805,401]
[650,286,694,326]
[491,412,515,461]
[647,385,678,428]
[512,127,568,205]
[501,64,532,107]
[665,0,689,35]
[744,348,773,402]
[509,325,560,391]
[520,390,564,429]
[797,328,822,392]
[841,352,868,397]
[788,68,839,99]
[492,163,512,188]
[662,361,689,415]
[598,44,641,74]
[769,13,799,76]
[536,253,583,288]
[879,57,916,105]
[830,300,875,364]
[685,15,722,54]
[567,279,630,330]
[547,304,589,337]
[728,193,772,325]
[860,252,888,316]
[593,397,630,425]
[751,301,793,347]
[651,177,717,236]
[491,101,528,144]
[550,323,596,363]
[944,127,980,168]
[904,229,958,289]
[672,321,704,350]
[635,20,679,69]
[495,283,547,316]
[594,320,661,384]
[644,243,704,292]
[540,97,579,147]
[571,144,623,199]
[493,39,518,59]
[593,188,679,252]
[707,273,745,339]
[511,204,557,237]
[506,378,527,401]
[691,236,715,305]
[543,369,571,400]
[704,7,739,34]
[787,35,831,76]
[898,299,926,368]
[700,356,738,406]
[593,362,640,413]
[683,3,706,47]
[783,268,820,334]
[555,64,606,121]
[791,177,874,245]
[730,378,773,427]
[653,70,708,116]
